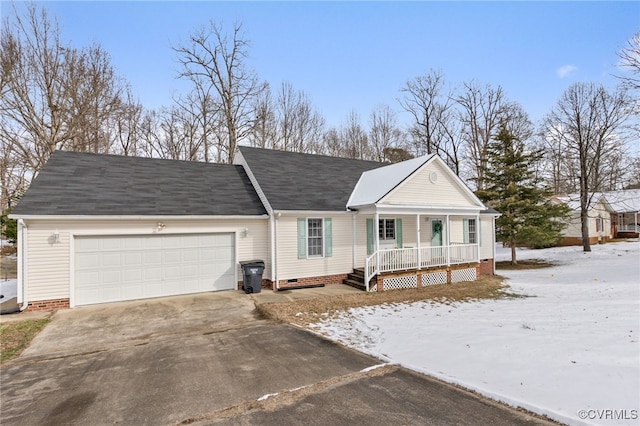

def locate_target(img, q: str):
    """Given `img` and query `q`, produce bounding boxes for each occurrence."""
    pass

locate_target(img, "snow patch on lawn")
[0,278,17,300]
[312,241,640,425]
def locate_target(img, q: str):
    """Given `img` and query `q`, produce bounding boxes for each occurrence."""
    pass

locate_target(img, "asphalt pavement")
[0,289,558,425]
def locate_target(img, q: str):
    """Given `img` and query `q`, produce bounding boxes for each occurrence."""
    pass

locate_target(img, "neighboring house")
[552,194,613,246]
[553,189,640,246]
[10,147,499,311]
[601,189,640,238]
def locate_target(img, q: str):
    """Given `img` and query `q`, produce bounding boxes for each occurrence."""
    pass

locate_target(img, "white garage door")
[74,233,235,306]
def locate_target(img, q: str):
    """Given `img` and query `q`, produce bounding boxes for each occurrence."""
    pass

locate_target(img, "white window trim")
[307,218,324,258]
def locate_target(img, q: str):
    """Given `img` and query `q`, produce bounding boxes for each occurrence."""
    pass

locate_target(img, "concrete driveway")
[1,290,556,425]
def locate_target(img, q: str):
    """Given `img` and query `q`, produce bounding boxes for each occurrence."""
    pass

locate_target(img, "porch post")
[374,210,380,270]
[476,213,481,262]
[446,215,451,266]
[416,214,421,269]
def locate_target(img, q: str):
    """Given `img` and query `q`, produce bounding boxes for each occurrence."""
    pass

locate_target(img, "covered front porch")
[351,209,487,292]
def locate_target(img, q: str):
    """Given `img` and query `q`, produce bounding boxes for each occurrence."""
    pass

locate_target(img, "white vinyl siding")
[278,215,350,280]
[22,218,269,303]
[382,161,479,207]
[562,199,612,240]
[479,216,494,260]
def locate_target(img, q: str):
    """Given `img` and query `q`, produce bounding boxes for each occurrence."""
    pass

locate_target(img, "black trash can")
[240,260,265,294]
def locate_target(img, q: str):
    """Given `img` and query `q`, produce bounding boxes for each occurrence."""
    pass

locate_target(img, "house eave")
[353,204,486,216]
[272,209,354,216]
[9,214,270,221]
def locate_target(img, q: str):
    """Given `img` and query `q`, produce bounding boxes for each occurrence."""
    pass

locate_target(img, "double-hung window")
[297,218,332,259]
[378,219,396,240]
[307,218,324,257]
[465,218,477,244]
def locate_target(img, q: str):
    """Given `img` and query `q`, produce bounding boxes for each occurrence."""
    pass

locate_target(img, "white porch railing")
[364,244,478,291]
[618,224,640,233]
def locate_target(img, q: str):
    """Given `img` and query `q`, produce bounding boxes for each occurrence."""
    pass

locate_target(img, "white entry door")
[74,233,235,306]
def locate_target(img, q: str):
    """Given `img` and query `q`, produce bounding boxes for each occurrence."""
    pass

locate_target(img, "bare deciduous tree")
[275,81,325,153]
[341,110,369,160]
[174,21,266,163]
[247,83,277,149]
[456,81,508,190]
[110,87,143,157]
[368,104,403,162]
[544,82,630,252]
[616,31,640,91]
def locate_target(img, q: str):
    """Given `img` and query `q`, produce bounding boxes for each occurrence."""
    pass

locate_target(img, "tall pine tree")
[477,125,570,264]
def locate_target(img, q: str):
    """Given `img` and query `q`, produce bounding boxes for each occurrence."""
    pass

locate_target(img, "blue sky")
[7,1,639,128]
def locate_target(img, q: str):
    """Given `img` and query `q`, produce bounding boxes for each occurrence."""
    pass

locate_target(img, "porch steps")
[342,268,375,291]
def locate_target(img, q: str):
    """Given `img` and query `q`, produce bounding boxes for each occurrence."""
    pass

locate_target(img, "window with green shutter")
[298,218,332,258]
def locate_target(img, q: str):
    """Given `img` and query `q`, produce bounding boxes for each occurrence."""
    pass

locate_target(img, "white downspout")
[274,213,280,290]
[476,213,481,263]
[17,219,28,311]
[270,214,275,283]
[416,214,421,269]
[492,215,497,275]
[352,213,356,270]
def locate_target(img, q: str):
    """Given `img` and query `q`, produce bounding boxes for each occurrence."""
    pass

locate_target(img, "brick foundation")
[276,273,348,290]
[558,236,611,247]
[26,299,70,312]
[478,258,495,275]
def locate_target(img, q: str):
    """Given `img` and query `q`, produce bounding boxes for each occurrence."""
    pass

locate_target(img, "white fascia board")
[273,210,355,216]
[373,204,484,216]
[234,149,274,215]
[9,214,270,220]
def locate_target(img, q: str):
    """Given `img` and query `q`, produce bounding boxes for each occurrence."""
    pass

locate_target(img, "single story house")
[553,189,640,246]
[552,194,613,246]
[601,189,640,238]
[10,146,499,311]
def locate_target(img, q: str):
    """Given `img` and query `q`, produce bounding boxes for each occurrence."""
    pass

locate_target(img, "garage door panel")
[76,253,100,269]
[145,238,163,249]
[123,252,143,266]
[102,238,124,251]
[122,268,143,283]
[102,253,122,268]
[75,233,236,306]
[143,251,163,265]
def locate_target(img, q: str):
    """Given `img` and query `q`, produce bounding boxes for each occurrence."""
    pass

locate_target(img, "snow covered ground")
[312,240,640,425]
[0,278,17,300]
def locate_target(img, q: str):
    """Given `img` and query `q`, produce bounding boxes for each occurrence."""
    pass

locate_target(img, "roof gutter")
[17,219,28,311]
[8,214,270,220]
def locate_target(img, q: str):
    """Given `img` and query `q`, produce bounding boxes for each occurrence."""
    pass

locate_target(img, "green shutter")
[324,218,332,257]
[395,218,403,248]
[366,218,374,255]
[297,218,307,259]
[463,219,469,244]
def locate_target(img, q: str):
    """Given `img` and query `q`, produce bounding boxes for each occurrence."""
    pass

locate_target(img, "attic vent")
[429,172,438,183]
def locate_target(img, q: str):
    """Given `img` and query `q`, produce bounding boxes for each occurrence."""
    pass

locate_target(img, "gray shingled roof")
[238,146,387,211]
[12,151,267,216]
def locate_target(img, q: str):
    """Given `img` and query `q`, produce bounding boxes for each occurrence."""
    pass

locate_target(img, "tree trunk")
[510,242,518,265]
[580,206,591,252]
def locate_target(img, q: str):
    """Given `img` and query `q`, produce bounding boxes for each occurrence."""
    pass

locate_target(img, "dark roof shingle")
[12,151,267,216]
[238,146,386,211]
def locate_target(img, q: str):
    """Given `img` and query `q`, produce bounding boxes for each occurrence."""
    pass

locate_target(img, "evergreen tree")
[477,125,570,264]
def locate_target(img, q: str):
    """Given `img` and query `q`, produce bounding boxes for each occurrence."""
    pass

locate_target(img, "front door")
[431,218,443,259]
[379,218,397,250]
[431,219,443,246]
